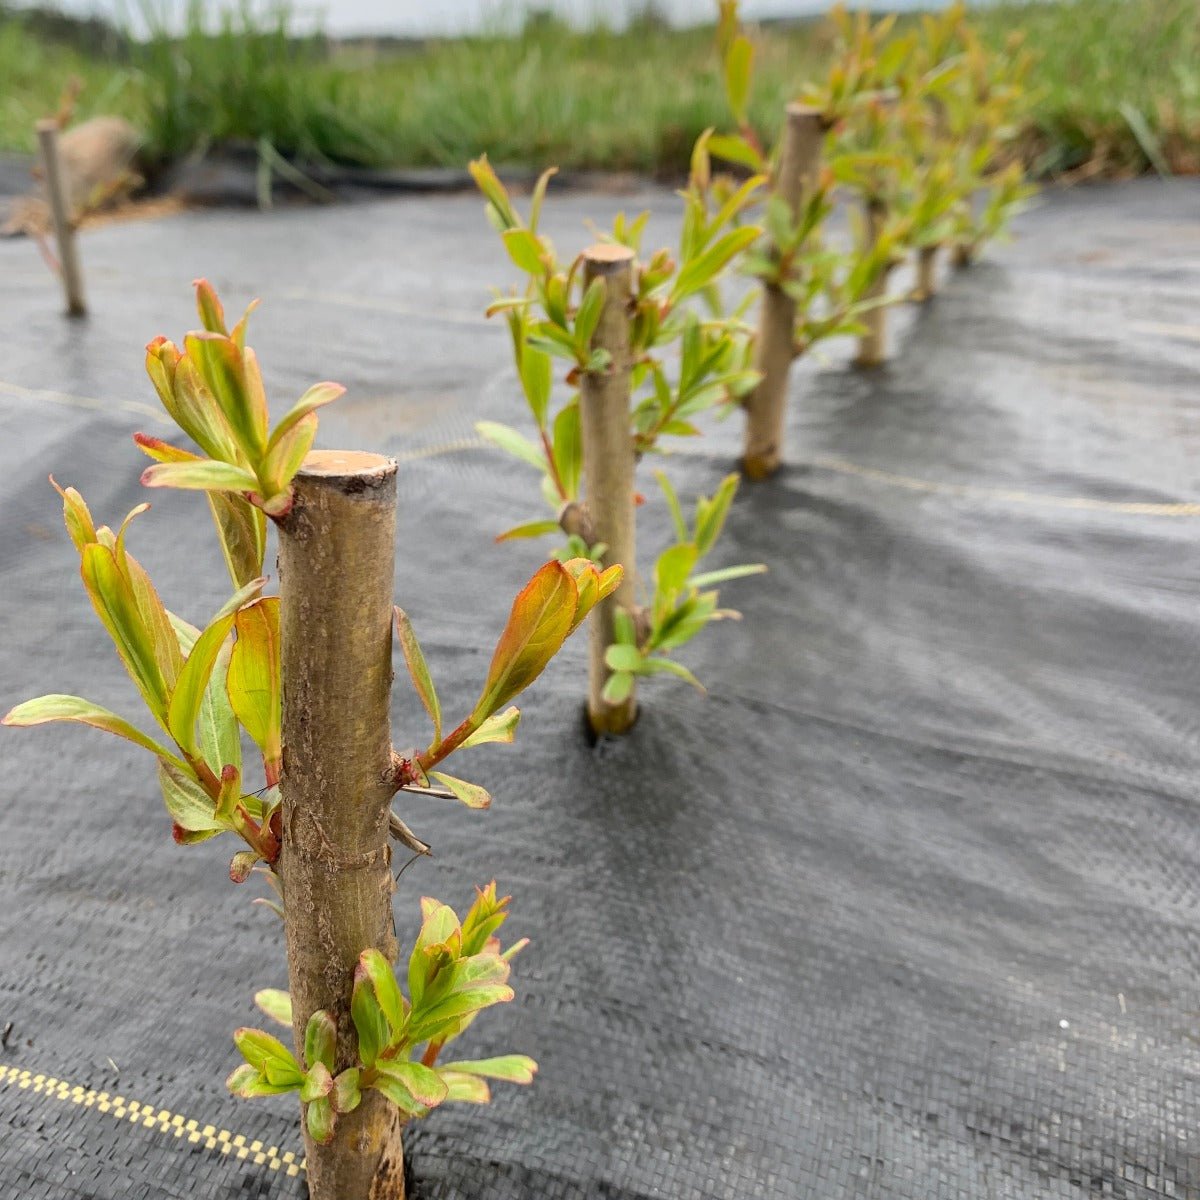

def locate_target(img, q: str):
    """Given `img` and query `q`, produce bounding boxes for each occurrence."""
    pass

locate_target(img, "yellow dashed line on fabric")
[0,1064,305,1177]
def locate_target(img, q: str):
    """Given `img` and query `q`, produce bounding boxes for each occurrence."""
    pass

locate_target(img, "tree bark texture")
[277,450,405,1199]
[741,104,825,480]
[855,201,890,369]
[579,244,639,735]
[36,120,86,317]
[915,244,938,301]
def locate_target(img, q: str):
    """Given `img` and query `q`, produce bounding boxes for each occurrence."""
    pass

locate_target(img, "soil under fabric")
[0,179,1198,1200]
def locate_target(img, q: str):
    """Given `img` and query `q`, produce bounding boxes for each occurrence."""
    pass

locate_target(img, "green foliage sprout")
[3,280,616,1147]
[468,153,766,696]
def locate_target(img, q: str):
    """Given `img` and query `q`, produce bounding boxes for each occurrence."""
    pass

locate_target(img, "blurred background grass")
[0,0,1193,179]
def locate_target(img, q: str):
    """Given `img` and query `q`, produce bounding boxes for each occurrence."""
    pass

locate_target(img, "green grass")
[0,0,1196,179]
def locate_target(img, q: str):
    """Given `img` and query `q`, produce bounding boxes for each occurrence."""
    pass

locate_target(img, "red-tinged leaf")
[331,1068,361,1114]
[300,1062,334,1103]
[561,558,623,634]
[305,1096,335,1144]
[440,1055,537,1084]
[439,1071,491,1104]
[168,578,266,756]
[470,561,577,723]
[227,597,281,773]
[80,542,169,722]
[305,1011,337,1072]
[268,382,345,454]
[229,849,257,884]
[2,694,183,766]
[394,608,441,745]
[406,985,515,1044]
[157,760,222,833]
[226,1064,297,1098]
[234,1027,302,1079]
[50,477,96,551]
[373,1059,449,1109]
[194,278,228,334]
[132,433,200,464]
[359,948,408,1035]
[371,1073,428,1116]
[351,971,389,1067]
[147,347,243,464]
[184,332,268,460]
[428,772,492,810]
[140,460,260,496]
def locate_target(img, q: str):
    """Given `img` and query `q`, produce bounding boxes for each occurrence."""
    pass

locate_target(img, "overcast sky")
[23,0,948,38]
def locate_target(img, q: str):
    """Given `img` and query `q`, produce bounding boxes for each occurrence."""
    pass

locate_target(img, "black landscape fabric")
[1,180,1199,1200]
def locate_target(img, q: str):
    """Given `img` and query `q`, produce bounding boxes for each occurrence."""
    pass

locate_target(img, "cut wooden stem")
[741,103,825,481]
[36,119,86,317]
[579,243,638,735]
[277,450,405,1200]
[952,241,975,268]
[915,245,938,301]
[855,201,890,369]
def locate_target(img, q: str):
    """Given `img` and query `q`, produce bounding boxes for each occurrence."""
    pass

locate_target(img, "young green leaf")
[254,989,293,1027]
[2,695,182,766]
[305,1011,337,1073]
[496,519,561,543]
[406,985,515,1045]
[475,421,548,474]
[305,1095,335,1144]
[227,597,281,779]
[439,1071,491,1104]
[602,670,635,705]
[394,608,441,746]
[358,948,408,1036]
[551,401,582,500]
[198,639,241,779]
[519,344,553,427]
[373,1059,449,1109]
[168,578,266,758]
[80,542,170,722]
[724,33,754,124]
[440,1055,538,1084]
[233,1027,303,1083]
[268,382,345,453]
[157,761,222,834]
[459,706,520,749]
[331,1068,362,1115]
[300,1062,334,1103]
[428,772,492,810]
[351,968,389,1068]
[604,644,644,674]
[226,1064,298,1098]
[140,460,260,497]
